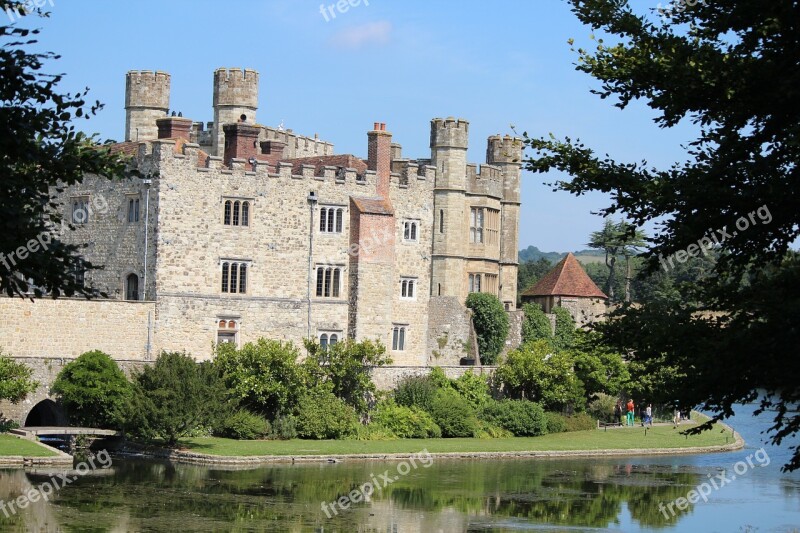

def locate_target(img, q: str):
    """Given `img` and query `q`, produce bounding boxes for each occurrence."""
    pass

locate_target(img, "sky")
[20,0,699,251]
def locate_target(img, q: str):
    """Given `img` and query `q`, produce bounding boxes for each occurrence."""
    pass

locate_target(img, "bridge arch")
[24,398,66,427]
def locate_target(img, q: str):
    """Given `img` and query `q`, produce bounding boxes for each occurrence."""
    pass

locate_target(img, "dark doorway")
[24,399,63,427]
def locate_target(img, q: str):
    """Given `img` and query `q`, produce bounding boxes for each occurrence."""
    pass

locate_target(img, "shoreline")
[120,431,745,466]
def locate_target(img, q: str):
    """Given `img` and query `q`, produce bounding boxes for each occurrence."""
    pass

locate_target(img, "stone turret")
[212,68,259,157]
[487,134,524,309]
[125,71,170,142]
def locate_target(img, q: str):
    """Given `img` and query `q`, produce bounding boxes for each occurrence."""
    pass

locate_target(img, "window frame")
[319,205,345,234]
[391,325,408,351]
[125,273,139,301]
[71,196,90,225]
[402,220,420,243]
[223,197,253,227]
[400,277,417,300]
[315,265,344,299]
[221,260,251,294]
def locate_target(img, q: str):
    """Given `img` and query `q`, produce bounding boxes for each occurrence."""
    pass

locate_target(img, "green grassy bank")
[179,423,736,457]
[0,434,59,457]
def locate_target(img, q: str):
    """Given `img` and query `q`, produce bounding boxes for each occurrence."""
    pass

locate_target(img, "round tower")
[212,68,259,157]
[487,134,524,310]
[430,118,470,299]
[125,71,170,142]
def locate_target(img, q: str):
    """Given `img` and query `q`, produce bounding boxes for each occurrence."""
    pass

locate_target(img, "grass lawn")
[181,423,736,457]
[0,434,59,457]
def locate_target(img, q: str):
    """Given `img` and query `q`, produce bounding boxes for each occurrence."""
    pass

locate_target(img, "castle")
[1,68,524,371]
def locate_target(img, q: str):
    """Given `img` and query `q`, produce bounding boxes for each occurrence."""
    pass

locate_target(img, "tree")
[588,220,646,302]
[0,352,38,404]
[125,352,229,446]
[522,0,800,469]
[0,0,128,299]
[214,339,307,420]
[495,340,585,411]
[465,292,509,365]
[571,331,630,401]
[52,350,130,428]
[303,338,391,416]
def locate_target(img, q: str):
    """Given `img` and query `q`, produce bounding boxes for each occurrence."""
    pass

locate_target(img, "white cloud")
[329,21,392,49]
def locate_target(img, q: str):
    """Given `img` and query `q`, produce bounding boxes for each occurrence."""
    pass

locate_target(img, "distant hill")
[518,245,606,265]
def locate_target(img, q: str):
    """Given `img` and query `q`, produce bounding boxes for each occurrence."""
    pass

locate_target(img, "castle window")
[319,206,344,234]
[470,207,485,244]
[217,318,238,346]
[486,208,500,247]
[468,273,482,293]
[400,277,416,300]
[315,266,342,298]
[127,198,140,223]
[72,196,90,225]
[403,220,419,242]
[392,325,407,351]
[319,332,340,351]
[221,261,249,294]
[74,267,85,289]
[224,199,252,227]
[125,273,139,301]
[439,210,444,233]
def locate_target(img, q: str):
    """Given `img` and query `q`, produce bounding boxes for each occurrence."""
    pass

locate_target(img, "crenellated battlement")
[262,126,334,158]
[213,68,259,108]
[430,117,470,149]
[466,163,503,198]
[487,134,524,165]
[393,159,437,187]
[125,71,170,108]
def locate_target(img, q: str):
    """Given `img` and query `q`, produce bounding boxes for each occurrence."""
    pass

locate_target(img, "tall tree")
[1,0,128,299]
[617,221,647,302]
[588,219,622,300]
[523,0,800,469]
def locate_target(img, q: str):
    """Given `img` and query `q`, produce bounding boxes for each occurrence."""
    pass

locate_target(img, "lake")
[1,404,799,532]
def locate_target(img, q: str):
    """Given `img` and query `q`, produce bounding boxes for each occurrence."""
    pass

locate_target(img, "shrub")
[355,423,398,441]
[465,293,509,365]
[216,410,270,440]
[214,339,307,419]
[394,374,439,412]
[451,371,493,409]
[304,338,392,415]
[125,353,230,446]
[0,353,38,404]
[480,399,547,437]
[544,412,567,434]
[521,303,553,344]
[52,350,130,429]
[295,388,359,440]
[588,393,618,423]
[269,415,298,440]
[565,412,597,432]
[427,390,479,438]
[474,420,514,439]
[572,331,630,400]
[372,400,441,439]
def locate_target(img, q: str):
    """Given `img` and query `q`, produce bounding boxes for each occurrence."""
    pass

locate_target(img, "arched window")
[241,201,250,227]
[332,268,340,298]
[319,206,344,234]
[392,325,407,351]
[224,200,232,225]
[233,201,240,226]
[324,268,332,297]
[329,334,338,346]
[319,207,328,232]
[316,266,343,298]
[125,273,139,301]
[335,209,343,233]
[320,334,329,350]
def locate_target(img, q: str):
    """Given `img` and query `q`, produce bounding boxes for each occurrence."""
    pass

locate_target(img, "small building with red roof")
[520,253,608,327]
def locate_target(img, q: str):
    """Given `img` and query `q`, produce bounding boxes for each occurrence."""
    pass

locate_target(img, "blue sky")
[23,0,698,251]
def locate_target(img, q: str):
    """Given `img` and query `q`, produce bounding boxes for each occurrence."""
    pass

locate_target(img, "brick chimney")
[223,123,260,166]
[368,122,392,198]
[156,116,192,141]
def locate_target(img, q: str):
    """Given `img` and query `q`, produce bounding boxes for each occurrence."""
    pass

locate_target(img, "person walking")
[626,399,635,426]
[646,404,653,426]
[614,401,622,425]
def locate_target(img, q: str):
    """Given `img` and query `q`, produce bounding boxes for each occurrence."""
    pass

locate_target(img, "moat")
[1,405,799,532]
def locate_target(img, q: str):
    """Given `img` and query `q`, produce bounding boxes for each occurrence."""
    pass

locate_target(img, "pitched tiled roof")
[350,196,394,216]
[521,253,608,299]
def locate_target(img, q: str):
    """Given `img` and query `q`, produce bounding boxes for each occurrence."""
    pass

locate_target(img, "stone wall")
[0,298,155,360]
[370,365,496,391]
[426,296,476,365]
[557,296,608,328]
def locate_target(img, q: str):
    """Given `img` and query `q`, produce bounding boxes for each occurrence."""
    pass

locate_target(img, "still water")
[1,405,798,532]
